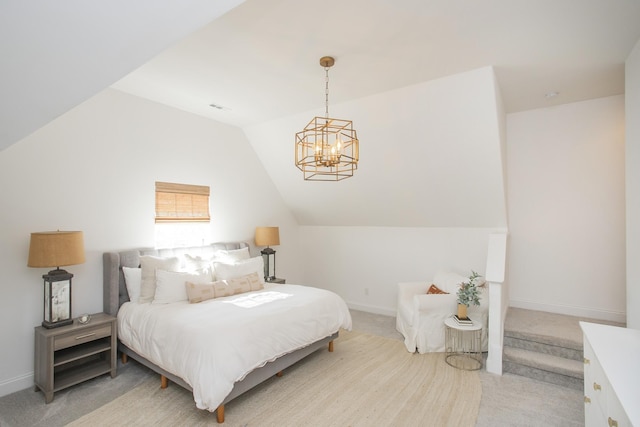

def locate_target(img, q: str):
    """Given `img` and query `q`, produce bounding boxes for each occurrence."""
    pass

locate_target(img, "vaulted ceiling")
[111,0,640,129]
[3,0,640,151]
[0,0,245,152]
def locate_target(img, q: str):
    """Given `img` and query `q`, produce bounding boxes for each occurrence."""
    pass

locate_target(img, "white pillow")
[153,270,211,304]
[213,256,265,284]
[184,254,215,278]
[122,267,141,303]
[139,255,181,303]
[214,247,250,263]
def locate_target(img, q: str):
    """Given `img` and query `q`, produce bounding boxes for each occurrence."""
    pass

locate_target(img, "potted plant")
[456,271,482,320]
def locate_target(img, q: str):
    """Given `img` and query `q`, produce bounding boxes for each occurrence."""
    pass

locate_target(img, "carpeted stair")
[502,308,622,390]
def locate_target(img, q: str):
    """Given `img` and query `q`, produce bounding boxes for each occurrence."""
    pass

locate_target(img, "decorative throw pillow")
[226,272,264,293]
[185,281,219,304]
[433,271,469,294]
[138,255,180,303]
[122,266,142,303]
[153,270,211,304]
[426,284,449,294]
[214,247,250,263]
[213,257,265,284]
[185,272,264,303]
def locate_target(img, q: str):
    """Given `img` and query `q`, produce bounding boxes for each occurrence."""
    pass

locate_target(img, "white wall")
[245,67,508,229]
[626,39,640,329]
[299,226,502,315]
[507,95,626,322]
[246,67,510,319]
[0,89,299,396]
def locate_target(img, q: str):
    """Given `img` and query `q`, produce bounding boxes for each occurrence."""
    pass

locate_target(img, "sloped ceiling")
[110,0,640,128]
[0,0,244,152]
[3,0,640,152]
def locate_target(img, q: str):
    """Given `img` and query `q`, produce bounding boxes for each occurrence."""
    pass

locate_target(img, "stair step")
[503,347,583,379]
[501,307,624,389]
[504,329,582,352]
[503,335,583,361]
[503,347,584,390]
[503,308,584,350]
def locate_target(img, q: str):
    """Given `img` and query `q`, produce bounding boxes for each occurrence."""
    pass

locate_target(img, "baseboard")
[0,371,33,398]
[346,301,396,317]
[509,299,626,324]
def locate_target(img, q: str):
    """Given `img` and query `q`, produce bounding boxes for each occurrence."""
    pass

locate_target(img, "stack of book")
[452,315,473,326]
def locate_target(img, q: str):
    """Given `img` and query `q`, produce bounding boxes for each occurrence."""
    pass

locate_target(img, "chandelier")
[295,56,359,181]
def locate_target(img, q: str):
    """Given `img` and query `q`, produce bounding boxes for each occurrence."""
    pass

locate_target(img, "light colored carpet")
[505,307,624,349]
[0,310,584,426]
[67,330,481,427]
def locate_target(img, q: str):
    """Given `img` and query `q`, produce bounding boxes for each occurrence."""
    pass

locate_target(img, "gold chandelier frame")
[295,56,359,181]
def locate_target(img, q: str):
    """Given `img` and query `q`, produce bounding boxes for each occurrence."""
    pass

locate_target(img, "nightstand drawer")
[54,324,112,350]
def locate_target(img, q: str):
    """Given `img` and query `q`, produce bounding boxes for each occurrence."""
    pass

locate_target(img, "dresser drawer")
[54,324,112,350]
[581,322,639,427]
[583,338,607,418]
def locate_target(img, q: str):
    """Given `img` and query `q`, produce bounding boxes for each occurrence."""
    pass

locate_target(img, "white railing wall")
[485,232,508,375]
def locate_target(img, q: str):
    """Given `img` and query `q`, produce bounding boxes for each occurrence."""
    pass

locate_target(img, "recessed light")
[209,103,231,111]
[545,91,560,99]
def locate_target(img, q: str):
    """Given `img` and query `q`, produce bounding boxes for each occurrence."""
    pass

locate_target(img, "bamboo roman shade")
[155,182,210,222]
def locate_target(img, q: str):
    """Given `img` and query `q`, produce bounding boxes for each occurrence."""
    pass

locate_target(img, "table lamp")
[28,231,85,328]
[254,227,280,281]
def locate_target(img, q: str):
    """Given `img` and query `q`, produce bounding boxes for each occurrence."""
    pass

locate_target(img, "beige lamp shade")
[255,227,280,247]
[28,231,86,268]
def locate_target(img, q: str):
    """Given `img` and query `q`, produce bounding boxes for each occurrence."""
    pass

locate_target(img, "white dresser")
[580,321,640,426]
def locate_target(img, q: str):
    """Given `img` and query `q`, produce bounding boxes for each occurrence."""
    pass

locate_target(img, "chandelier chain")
[325,65,330,119]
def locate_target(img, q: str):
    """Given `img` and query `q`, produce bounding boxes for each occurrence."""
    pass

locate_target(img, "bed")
[103,242,352,423]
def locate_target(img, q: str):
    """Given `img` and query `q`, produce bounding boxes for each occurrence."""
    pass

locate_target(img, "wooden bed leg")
[328,340,334,352]
[217,404,225,423]
[121,353,128,364]
[276,371,283,377]
[160,375,168,389]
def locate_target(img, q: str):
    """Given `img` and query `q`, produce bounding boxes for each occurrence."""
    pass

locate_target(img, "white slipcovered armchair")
[396,271,489,353]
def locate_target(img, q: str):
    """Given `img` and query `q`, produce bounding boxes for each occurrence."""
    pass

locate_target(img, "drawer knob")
[593,382,602,391]
[608,417,618,427]
[75,332,96,340]
[583,357,590,365]
[584,396,591,404]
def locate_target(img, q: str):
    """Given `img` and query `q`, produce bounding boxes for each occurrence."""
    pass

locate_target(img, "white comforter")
[117,283,352,411]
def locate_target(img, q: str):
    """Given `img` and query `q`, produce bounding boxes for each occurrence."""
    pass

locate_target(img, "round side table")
[444,316,482,371]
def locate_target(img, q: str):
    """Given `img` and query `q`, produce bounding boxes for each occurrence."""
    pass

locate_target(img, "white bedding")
[117,283,352,411]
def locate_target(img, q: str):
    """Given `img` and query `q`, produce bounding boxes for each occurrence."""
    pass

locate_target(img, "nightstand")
[266,277,286,284]
[34,313,117,403]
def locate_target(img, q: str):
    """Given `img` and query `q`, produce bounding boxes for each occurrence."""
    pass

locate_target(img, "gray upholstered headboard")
[103,242,250,317]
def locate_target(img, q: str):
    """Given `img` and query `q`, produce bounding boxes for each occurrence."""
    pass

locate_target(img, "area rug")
[67,330,481,426]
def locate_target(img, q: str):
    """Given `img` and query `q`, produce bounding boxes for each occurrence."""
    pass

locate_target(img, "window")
[155,181,210,222]
[154,182,211,248]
